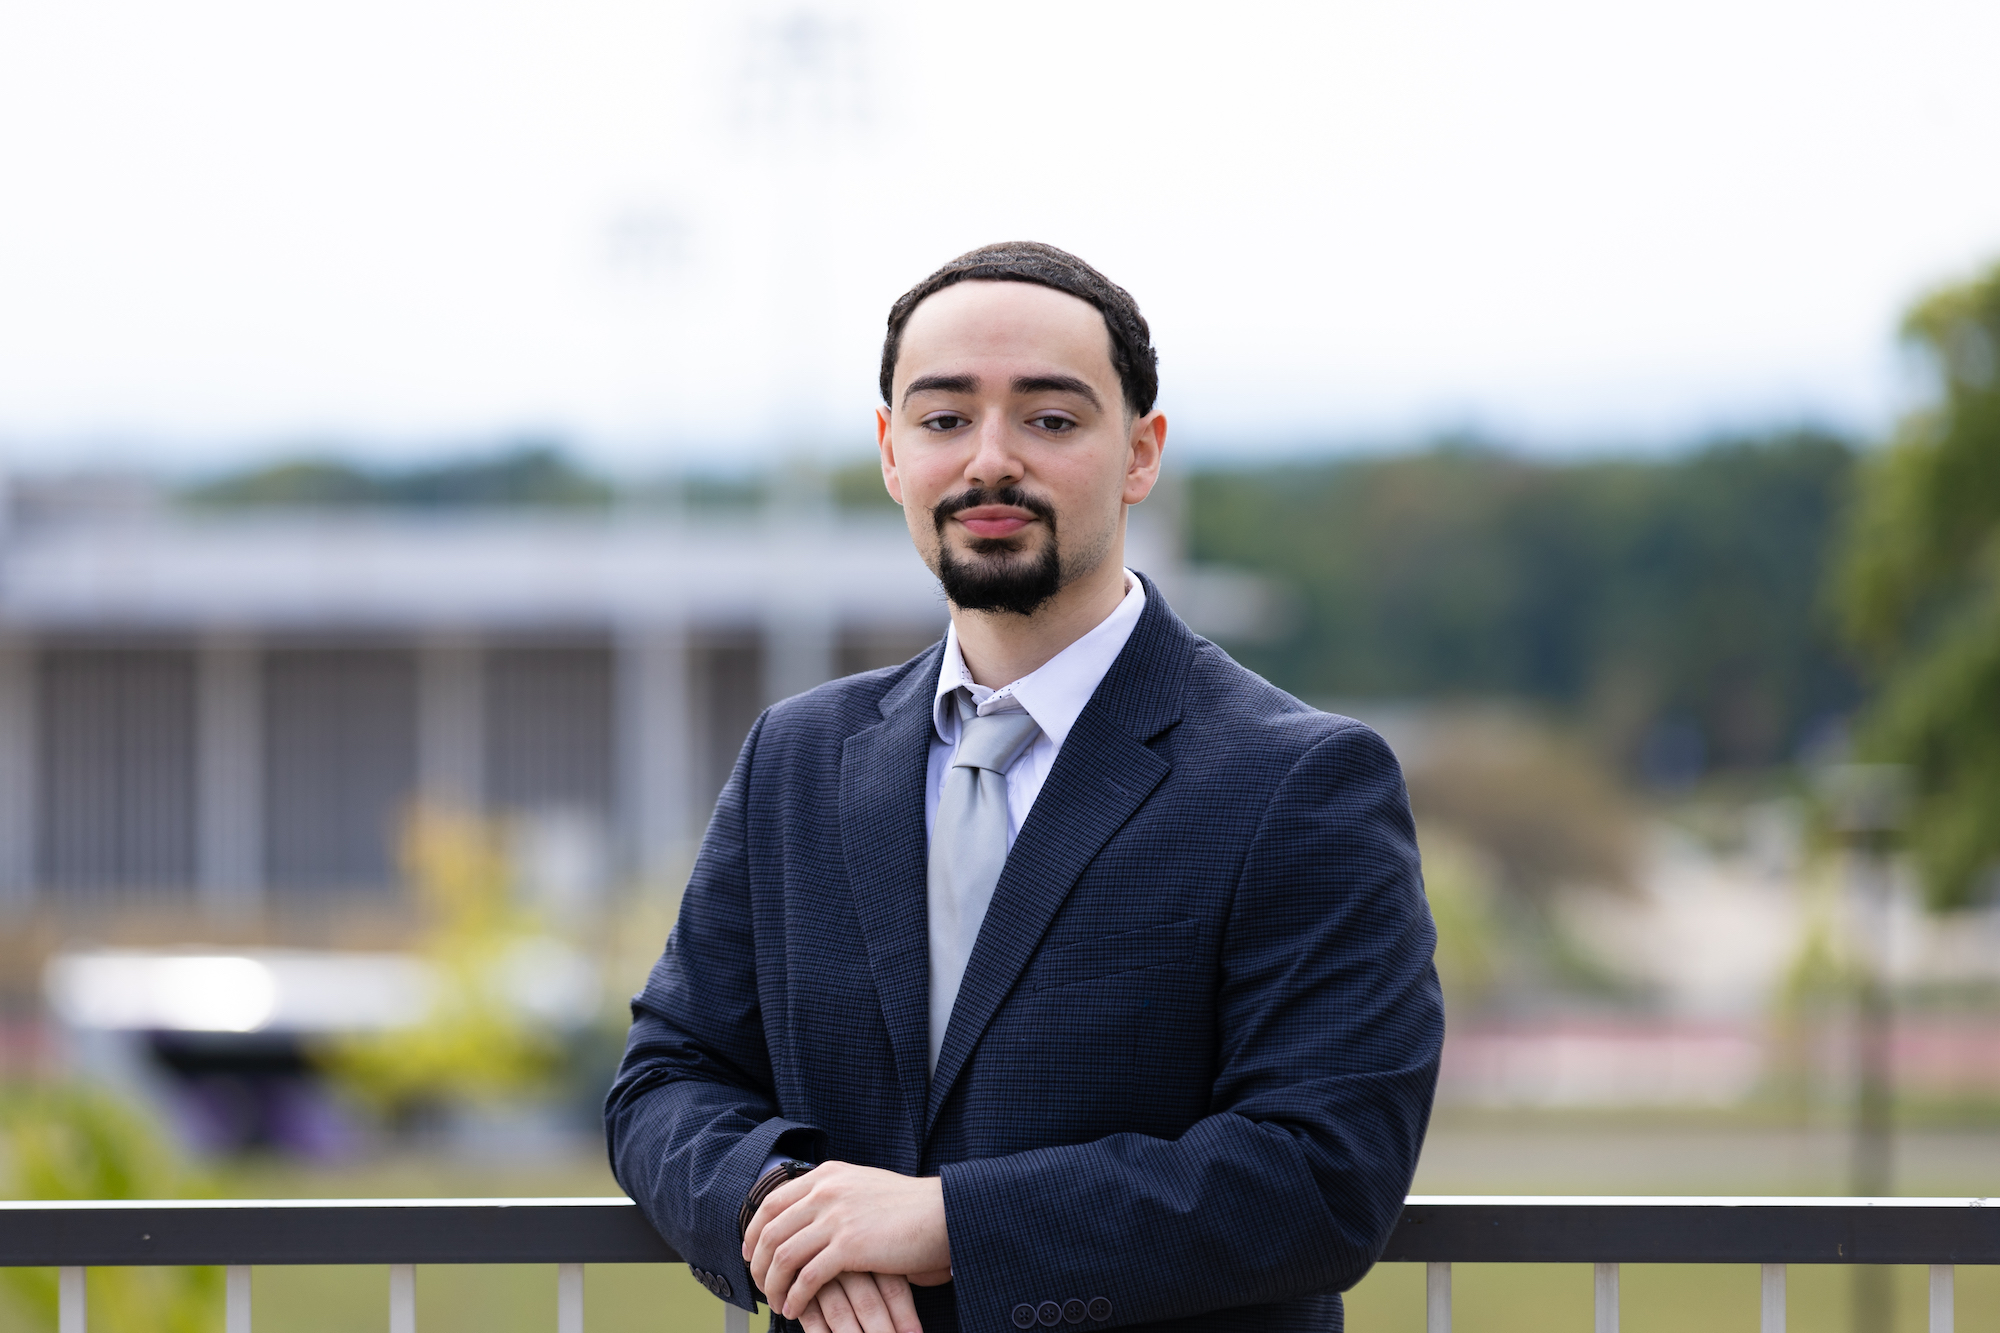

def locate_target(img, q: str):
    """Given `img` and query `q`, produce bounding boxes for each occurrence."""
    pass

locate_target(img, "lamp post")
[1821,763,1909,1333]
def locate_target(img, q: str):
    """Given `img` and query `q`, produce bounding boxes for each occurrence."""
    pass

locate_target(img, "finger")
[907,1268,953,1287]
[768,1221,830,1318]
[751,1202,818,1295]
[814,1280,862,1333]
[799,1298,833,1333]
[783,1245,848,1320]
[745,1178,817,1264]
[875,1272,923,1333]
[747,1173,820,1253]
[835,1272,893,1333]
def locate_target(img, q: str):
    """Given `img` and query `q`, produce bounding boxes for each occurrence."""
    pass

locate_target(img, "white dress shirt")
[925,571,1147,846]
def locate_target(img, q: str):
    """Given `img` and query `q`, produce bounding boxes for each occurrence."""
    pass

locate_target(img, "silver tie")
[927,691,1042,1073]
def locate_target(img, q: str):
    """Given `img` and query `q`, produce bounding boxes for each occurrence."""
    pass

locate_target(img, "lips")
[953,505,1035,539]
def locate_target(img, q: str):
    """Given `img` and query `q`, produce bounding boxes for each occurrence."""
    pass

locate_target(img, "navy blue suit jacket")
[606,575,1443,1333]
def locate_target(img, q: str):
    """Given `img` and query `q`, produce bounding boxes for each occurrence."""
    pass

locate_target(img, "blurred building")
[0,476,1269,923]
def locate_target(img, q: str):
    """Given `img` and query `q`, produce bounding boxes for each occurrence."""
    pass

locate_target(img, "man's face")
[876,280,1165,616]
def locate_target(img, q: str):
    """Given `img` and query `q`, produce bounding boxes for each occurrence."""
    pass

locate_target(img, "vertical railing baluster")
[1593,1262,1619,1333]
[723,1303,748,1333]
[1930,1265,1954,1333]
[1760,1263,1785,1333]
[558,1263,584,1333]
[390,1264,417,1333]
[1426,1260,1452,1333]
[226,1266,252,1333]
[58,1267,86,1333]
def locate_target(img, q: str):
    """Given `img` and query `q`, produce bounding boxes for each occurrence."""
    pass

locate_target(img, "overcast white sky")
[3,0,1999,473]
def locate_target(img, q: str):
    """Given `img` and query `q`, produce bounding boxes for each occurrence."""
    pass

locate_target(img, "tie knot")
[952,698,1042,774]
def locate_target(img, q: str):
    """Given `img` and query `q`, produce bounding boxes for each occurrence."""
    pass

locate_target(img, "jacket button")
[1038,1301,1062,1326]
[1013,1304,1038,1328]
[1087,1296,1112,1321]
[1063,1298,1087,1323]
[715,1276,732,1300]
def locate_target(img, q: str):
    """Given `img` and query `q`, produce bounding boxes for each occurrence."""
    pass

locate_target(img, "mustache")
[931,486,1058,534]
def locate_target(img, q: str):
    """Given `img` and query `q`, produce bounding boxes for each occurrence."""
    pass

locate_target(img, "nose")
[964,415,1024,491]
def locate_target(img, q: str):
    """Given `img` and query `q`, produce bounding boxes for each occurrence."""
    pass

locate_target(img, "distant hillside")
[1189,432,1860,779]
[184,444,614,508]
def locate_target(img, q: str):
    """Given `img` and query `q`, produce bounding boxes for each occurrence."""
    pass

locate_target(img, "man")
[606,242,1443,1333]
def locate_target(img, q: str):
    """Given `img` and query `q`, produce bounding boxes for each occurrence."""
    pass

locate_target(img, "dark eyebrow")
[1012,375,1102,410]
[901,373,978,406]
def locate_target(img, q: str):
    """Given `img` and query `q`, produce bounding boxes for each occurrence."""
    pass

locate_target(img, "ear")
[1122,410,1167,505]
[876,406,905,506]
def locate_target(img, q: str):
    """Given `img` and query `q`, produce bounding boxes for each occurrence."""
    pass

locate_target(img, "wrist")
[739,1158,815,1239]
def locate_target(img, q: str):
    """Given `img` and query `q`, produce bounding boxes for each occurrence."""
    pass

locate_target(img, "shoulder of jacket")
[759,651,935,737]
[1179,640,1392,761]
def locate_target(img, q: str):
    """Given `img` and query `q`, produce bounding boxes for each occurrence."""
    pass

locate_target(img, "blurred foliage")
[0,1085,220,1332]
[185,443,613,508]
[1190,432,1858,777]
[1836,260,2000,909]
[1416,825,1500,1013]
[316,806,565,1119]
[832,457,899,509]
[1402,706,1640,897]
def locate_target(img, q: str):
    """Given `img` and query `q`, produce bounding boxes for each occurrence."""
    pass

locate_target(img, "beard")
[932,486,1064,616]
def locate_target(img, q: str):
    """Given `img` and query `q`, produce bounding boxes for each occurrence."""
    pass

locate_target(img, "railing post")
[1593,1262,1619,1333]
[58,1267,85,1333]
[1760,1263,1785,1333]
[558,1263,584,1333]
[1426,1260,1451,1333]
[1931,1265,1954,1333]
[226,1266,252,1333]
[390,1264,417,1333]
[723,1304,748,1333]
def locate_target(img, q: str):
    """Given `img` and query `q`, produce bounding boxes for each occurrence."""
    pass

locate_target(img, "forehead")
[897,280,1115,386]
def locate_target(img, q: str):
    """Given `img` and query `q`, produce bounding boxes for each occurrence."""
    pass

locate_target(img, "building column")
[762,610,836,706]
[618,625,692,882]
[197,635,262,915]
[0,636,35,910]
[418,636,484,812]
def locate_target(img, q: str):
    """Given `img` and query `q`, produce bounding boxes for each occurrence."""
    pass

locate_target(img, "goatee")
[932,487,1063,617]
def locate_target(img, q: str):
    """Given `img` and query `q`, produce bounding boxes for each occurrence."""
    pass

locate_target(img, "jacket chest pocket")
[1028,917,1198,992]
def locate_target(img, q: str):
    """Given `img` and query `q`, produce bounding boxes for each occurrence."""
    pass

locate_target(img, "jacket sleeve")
[604,713,825,1311]
[938,721,1444,1331]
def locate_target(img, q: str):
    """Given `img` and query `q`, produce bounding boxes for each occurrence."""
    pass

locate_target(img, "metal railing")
[3,1195,1992,1332]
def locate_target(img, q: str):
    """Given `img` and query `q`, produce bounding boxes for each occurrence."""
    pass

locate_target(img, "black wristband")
[739,1159,815,1239]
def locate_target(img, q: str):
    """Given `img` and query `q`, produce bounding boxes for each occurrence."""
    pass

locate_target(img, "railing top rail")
[0,1197,636,1213]
[1406,1195,1995,1209]
[1387,1198,2000,1265]
[2,1196,1996,1268]
[0,1198,673,1268]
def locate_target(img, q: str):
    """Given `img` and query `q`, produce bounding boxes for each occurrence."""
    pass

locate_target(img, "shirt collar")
[932,570,1147,752]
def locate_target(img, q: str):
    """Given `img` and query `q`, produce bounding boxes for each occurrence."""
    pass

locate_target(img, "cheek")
[1044,451,1128,525]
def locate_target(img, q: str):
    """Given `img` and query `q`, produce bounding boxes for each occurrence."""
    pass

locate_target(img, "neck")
[950,535,1130,689]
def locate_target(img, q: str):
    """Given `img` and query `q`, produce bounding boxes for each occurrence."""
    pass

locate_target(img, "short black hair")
[880,241,1159,415]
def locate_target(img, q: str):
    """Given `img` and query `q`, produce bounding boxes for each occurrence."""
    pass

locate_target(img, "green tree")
[1837,260,2000,908]
[1188,433,1857,774]
[186,443,613,508]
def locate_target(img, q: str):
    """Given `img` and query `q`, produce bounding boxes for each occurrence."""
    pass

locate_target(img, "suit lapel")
[840,647,944,1152]
[924,577,1194,1132]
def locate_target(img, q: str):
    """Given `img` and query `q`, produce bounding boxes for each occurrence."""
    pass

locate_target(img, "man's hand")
[743,1161,951,1320]
[797,1271,922,1333]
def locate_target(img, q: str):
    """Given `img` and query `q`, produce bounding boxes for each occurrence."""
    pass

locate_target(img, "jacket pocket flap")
[1029,917,1198,991]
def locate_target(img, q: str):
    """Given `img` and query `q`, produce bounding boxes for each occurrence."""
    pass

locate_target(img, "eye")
[1031,415,1075,434]
[922,413,968,433]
